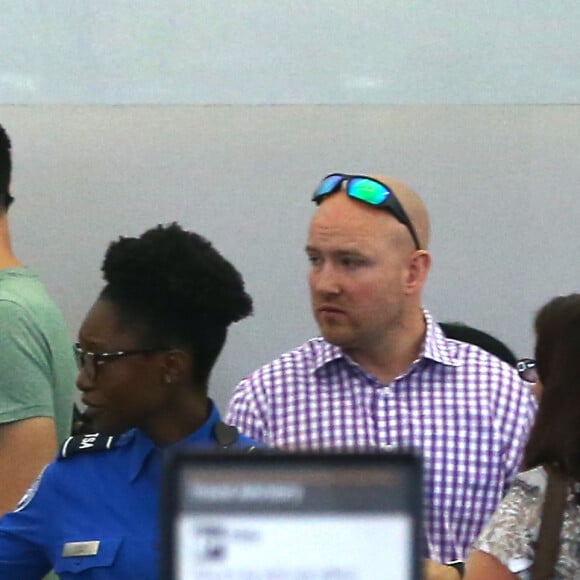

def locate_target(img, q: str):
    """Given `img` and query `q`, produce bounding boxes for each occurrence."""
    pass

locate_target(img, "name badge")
[62,540,101,557]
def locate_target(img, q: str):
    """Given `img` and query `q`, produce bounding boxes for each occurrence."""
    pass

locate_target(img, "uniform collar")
[127,399,222,482]
[313,309,461,373]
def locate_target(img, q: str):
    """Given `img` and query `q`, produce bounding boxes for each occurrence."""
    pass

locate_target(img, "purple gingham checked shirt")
[226,311,537,562]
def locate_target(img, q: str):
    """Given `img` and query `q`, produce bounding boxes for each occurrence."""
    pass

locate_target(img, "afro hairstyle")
[99,222,253,384]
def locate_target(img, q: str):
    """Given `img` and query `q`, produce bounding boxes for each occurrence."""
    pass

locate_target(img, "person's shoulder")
[0,268,41,296]
[57,431,132,462]
[0,269,60,324]
[448,339,519,379]
[210,418,264,449]
[234,431,267,451]
[513,466,548,492]
[0,292,27,318]
[0,293,42,345]
[241,337,327,383]
[441,338,538,410]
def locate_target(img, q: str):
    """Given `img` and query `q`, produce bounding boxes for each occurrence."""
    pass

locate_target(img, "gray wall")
[1,1,579,105]
[1,105,578,411]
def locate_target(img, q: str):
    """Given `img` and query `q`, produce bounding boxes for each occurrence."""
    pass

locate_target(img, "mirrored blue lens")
[315,174,344,196]
[348,177,390,205]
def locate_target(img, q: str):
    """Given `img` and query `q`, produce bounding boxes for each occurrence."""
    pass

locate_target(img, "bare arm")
[424,559,461,580]
[0,417,57,515]
[464,549,519,580]
[424,550,521,580]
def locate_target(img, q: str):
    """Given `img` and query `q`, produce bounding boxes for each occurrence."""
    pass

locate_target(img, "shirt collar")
[128,399,222,482]
[421,310,462,367]
[312,309,461,374]
[312,338,345,371]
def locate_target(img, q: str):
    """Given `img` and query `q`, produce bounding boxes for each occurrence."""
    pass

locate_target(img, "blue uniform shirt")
[0,400,261,579]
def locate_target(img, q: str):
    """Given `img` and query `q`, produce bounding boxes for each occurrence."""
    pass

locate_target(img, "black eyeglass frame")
[516,358,538,383]
[73,343,169,379]
[311,173,422,251]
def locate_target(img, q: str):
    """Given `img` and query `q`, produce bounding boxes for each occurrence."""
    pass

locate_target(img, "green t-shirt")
[0,268,76,444]
[0,269,75,580]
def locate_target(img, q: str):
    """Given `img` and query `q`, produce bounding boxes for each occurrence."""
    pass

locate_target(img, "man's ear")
[404,250,431,296]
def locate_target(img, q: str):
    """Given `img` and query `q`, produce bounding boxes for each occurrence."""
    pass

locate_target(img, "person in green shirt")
[0,122,76,518]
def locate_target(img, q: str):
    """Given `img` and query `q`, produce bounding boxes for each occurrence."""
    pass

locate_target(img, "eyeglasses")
[312,173,421,250]
[74,343,168,381]
[516,358,538,383]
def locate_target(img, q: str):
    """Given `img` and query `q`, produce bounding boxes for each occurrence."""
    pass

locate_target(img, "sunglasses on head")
[311,173,421,250]
[516,358,538,383]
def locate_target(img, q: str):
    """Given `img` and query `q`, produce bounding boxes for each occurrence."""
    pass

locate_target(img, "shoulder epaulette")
[212,422,262,453]
[213,421,240,448]
[59,433,120,459]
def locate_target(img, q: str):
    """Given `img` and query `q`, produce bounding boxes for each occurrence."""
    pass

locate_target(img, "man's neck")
[344,311,427,384]
[0,213,23,270]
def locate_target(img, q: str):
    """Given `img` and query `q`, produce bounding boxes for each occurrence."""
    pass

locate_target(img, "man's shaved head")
[368,175,430,250]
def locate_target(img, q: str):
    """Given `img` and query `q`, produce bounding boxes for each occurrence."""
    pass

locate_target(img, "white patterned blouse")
[474,466,580,579]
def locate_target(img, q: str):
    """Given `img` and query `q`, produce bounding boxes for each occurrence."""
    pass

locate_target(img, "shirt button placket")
[376,382,393,450]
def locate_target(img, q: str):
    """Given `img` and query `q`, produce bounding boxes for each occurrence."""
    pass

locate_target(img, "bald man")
[226,173,536,564]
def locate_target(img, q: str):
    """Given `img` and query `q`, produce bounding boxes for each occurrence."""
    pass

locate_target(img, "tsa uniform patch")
[14,465,47,512]
[59,433,119,458]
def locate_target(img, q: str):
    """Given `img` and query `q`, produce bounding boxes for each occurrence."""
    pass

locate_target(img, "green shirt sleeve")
[0,299,55,424]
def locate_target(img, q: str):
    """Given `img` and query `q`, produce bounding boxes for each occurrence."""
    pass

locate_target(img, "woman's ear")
[161,349,191,385]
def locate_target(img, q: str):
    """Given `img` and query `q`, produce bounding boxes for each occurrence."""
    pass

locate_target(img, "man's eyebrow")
[333,248,366,258]
[305,246,366,258]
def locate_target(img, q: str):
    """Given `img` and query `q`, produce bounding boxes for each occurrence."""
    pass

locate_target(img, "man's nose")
[311,263,341,295]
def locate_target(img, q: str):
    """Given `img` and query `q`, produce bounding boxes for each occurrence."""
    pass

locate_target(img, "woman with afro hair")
[0,223,261,579]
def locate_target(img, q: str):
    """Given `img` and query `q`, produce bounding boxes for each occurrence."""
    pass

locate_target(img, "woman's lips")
[81,397,103,413]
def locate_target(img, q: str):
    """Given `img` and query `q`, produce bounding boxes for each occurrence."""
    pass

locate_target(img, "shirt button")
[381,443,395,451]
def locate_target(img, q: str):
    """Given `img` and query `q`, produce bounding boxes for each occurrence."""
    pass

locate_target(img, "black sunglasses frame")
[516,358,538,383]
[312,173,422,250]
